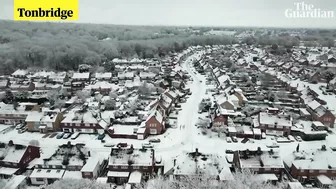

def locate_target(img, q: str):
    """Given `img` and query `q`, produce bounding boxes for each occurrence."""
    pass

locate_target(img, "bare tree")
[45,179,110,189]
[136,170,285,189]
[138,82,150,96]
[76,90,90,103]
[104,99,116,110]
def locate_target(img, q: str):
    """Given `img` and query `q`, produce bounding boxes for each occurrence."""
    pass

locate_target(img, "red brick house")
[144,109,165,135]
[212,114,228,127]
[285,145,336,183]
[0,140,40,178]
[253,108,292,136]
[233,148,284,181]
[306,100,335,128]
[108,145,162,184]
[61,109,108,134]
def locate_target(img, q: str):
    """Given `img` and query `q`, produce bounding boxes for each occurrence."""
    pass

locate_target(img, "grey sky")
[1,0,336,28]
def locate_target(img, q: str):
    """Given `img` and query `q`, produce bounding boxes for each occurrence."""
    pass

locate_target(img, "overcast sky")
[1,0,336,28]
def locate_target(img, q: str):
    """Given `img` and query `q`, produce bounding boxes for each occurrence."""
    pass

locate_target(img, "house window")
[264,168,271,171]
[85,123,90,127]
[56,170,61,173]
[76,123,81,127]
[36,178,44,182]
[37,169,42,172]
[150,124,156,127]
[309,170,314,173]
[121,166,128,169]
[113,166,118,169]
[5,162,10,165]
[320,170,327,173]
[143,166,148,170]
[133,166,140,169]
[47,170,51,173]
[274,168,279,171]
[300,170,304,173]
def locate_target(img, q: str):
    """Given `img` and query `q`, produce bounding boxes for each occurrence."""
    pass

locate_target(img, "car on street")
[226,137,232,143]
[295,136,302,142]
[56,132,65,139]
[149,139,161,143]
[231,136,238,143]
[97,133,106,140]
[287,135,295,142]
[142,143,154,149]
[18,127,27,134]
[63,133,72,139]
[103,143,115,147]
[15,123,25,130]
[71,132,80,140]
[267,142,280,148]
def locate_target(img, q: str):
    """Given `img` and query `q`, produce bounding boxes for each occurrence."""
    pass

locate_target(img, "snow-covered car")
[142,143,154,149]
[56,132,65,139]
[266,142,280,148]
[226,137,232,143]
[18,127,27,134]
[295,136,302,142]
[287,135,295,142]
[15,123,25,130]
[149,139,161,143]
[103,143,115,147]
[231,136,238,143]
[71,132,80,140]
[63,133,72,139]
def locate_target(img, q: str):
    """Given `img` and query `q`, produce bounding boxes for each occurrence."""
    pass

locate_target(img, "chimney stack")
[195,148,199,156]
[173,159,176,166]
[88,151,91,157]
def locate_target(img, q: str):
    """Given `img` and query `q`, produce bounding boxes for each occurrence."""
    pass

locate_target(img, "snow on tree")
[5,89,14,103]
[45,179,110,189]
[136,170,285,189]
[29,140,40,147]
[104,99,116,110]
[109,91,118,99]
[138,82,150,96]
[76,90,91,103]
[47,90,59,106]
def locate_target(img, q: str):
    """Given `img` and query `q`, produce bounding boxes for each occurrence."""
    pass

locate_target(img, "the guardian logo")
[285,2,334,18]
[14,0,78,21]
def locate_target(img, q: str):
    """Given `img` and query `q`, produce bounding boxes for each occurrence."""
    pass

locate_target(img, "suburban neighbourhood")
[1,24,336,189]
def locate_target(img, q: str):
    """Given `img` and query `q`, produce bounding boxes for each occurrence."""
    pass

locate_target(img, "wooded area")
[0,21,335,75]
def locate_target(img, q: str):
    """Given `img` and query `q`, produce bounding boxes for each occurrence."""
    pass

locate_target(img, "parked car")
[149,139,161,143]
[267,142,280,148]
[103,143,115,147]
[71,132,80,140]
[97,133,106,140]
[231,136,238,143]
[226,137,232,143]
[18,127,27,134]
[63,133,72,139]
[287,135,295,142]
[56,132,65,139]
[15,123,25,130]
[142,143,154,149]
[295,136,302,142]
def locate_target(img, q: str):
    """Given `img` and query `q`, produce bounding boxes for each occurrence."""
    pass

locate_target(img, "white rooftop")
[30,169,65,179]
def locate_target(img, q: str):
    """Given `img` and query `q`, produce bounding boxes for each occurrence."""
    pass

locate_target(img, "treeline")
[0,21,237,74]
